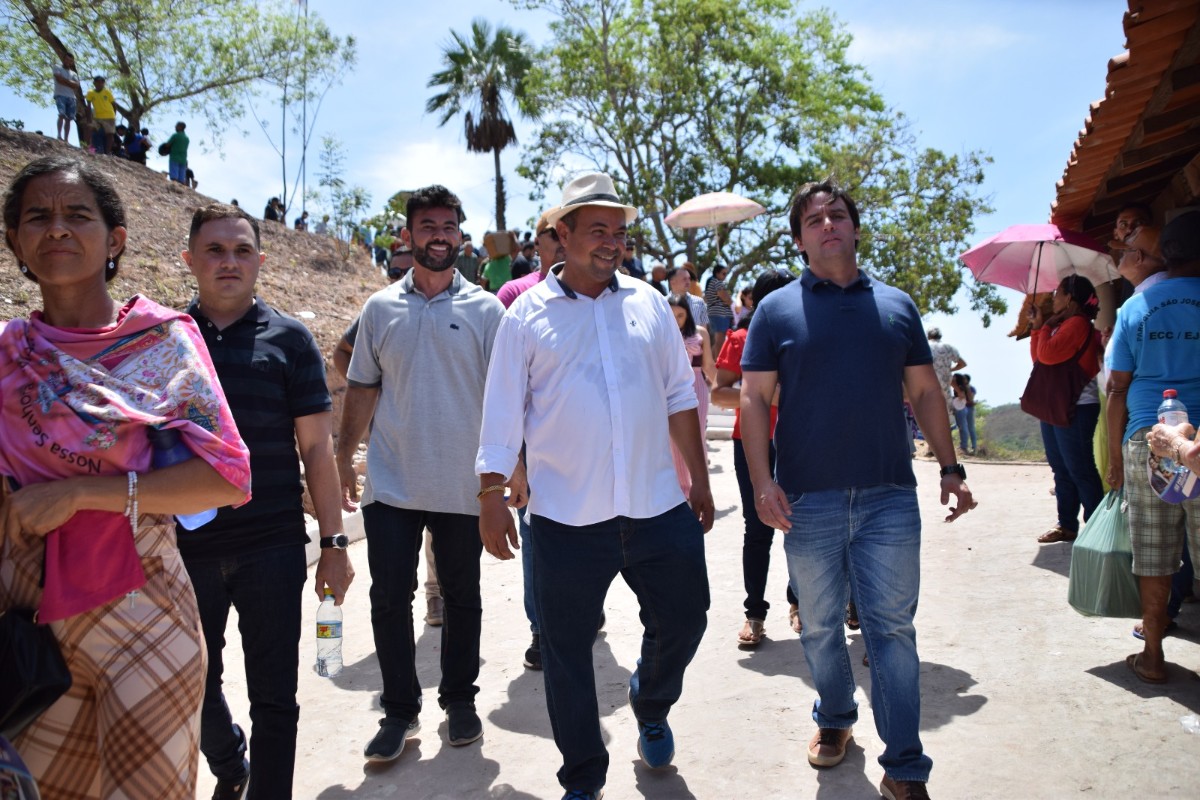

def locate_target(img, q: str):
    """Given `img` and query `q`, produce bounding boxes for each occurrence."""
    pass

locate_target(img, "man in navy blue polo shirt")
[741,182,974,800]
[182,203,354,800]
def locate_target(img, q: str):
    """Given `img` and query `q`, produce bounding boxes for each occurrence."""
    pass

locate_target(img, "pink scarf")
[0,295,251,621]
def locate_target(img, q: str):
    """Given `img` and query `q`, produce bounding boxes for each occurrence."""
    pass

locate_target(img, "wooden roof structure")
[1051,0,1200,241]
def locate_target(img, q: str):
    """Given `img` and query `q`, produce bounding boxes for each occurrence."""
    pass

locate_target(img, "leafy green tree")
[516,0,1002,323]
[0,0,352,145]
[426,18,539,230]
[314,135,371,265]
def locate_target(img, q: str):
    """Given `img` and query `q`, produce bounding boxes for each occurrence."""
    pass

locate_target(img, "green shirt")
[167,131,189,164]
[482,255,512,292]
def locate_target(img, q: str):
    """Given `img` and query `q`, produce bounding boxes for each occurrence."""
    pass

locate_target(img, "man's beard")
[415,241,457,272]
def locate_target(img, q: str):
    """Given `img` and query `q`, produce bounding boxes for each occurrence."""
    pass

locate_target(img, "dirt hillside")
[0,124,385,416]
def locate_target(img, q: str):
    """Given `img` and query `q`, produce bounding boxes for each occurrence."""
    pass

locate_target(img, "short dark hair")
[189,203,261,250]
[406,185,465,229]
[667,293,697,338]
[788,181,860,264]
[664,266,689,286]
[4,155,127,283]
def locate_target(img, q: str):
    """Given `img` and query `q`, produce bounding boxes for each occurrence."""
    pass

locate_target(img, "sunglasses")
[538,228,560,242]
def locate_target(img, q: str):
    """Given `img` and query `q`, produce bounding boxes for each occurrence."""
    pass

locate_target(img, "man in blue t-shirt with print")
[741,181,974,800]
[1106,209,1200,686]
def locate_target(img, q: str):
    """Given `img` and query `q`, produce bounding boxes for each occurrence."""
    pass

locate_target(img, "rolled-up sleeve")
[659,306,700,417]
[476,311,527,479]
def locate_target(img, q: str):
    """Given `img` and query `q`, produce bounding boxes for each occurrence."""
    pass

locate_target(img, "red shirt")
[716,328,777,440]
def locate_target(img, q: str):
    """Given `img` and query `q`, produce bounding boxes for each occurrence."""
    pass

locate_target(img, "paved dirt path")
[197,442,1200,799]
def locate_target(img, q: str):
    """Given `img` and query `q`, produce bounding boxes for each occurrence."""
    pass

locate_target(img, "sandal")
[788,603,803,635]
[846,602,860,631]
[738,618,766,648]
[1037,525,1077,544]
[1126,652,1167,684]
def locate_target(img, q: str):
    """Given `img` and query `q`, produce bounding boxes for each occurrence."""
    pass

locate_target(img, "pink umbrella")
[664,191,765,229]
[959,224,1118,294]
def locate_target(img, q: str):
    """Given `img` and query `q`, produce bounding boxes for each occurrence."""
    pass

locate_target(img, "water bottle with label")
[315,588,343,678]
[147,426,218,529]
[1157,389,1189,473]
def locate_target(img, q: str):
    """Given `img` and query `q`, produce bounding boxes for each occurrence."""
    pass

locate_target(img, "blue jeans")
[531,503,709,793]
[362,503,482,720]
[1040,403,1103,532]
[782,484,932,782]
[169,160,187,183]
[733,438,796,619]
[954,407,977,452]
[185,544,307,799]
[518,505,538,634]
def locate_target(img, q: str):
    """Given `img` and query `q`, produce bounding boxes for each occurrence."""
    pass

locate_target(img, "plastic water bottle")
[148,427,218,529]
[1157,390,1189,473]
[315,589,343,678]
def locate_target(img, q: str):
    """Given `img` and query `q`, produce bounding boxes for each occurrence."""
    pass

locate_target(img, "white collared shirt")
[476,268,698,526]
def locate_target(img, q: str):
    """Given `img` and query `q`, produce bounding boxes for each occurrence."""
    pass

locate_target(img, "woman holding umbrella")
[1029,275,1105,543]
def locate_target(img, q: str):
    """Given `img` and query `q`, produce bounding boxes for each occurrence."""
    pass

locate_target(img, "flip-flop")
[1132,620,1178,641]
[737,619,765,648]
[1126,653,1168,684]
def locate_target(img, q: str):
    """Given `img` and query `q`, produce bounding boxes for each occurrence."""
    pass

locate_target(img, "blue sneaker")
[562,791,603,800]
[636,718,675,768]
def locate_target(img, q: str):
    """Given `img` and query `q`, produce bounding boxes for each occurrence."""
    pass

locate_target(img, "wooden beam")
[1143,98,1200,133]
[1122,128,1200,166]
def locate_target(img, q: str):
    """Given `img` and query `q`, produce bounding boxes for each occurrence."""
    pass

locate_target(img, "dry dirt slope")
[0,124,386,411]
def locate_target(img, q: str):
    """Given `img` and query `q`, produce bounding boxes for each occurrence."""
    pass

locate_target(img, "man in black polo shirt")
[181,203,354,800]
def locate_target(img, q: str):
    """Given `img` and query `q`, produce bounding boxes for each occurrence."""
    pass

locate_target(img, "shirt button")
[216,335,222,341]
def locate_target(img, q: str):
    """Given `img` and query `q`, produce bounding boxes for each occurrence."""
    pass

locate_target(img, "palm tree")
[426,19,539,230]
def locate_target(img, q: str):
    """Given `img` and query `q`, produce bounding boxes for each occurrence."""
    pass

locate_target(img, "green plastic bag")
[1068,490,1142,618]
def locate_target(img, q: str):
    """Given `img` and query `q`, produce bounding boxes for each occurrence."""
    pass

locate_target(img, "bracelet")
[125,470,139,531]
[1175,438,1188,465]
[476,484,507,500]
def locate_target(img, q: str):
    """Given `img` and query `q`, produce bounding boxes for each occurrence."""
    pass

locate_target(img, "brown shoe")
[1037,525,1077,544]
[425,596,444,626]
[806,727,852,767]
[880,775,930,800]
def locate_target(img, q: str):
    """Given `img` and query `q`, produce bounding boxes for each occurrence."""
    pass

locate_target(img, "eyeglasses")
[538,228,559,242]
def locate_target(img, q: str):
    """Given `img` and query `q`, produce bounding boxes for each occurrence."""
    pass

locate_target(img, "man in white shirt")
[477,173,713,800]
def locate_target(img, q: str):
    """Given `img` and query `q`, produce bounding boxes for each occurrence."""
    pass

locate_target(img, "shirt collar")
[397,268,464,298]
[186,296,269,325]
[548,264,621,299]
[800,267,872,293]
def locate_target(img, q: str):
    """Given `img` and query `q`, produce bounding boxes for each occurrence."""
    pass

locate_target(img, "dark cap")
[1161,210,1200,267]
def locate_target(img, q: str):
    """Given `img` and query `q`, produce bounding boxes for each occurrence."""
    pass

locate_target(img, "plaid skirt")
[0,514,206,799]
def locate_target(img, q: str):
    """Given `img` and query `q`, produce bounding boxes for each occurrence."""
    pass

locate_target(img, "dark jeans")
[186,544,307,799]
[362,503,482,720]
[1040,403,1104,532]
[532,503,709,793]
[733,438,797,619]
[518,505,538,633]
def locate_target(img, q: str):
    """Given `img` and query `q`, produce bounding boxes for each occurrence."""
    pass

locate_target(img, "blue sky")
[0,0,1130,403]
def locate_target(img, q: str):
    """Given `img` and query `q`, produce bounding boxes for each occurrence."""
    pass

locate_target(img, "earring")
[106,258,116,272]
[19,263,29,274]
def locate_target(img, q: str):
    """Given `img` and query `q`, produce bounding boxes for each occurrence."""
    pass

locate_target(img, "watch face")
[335,534,349,548]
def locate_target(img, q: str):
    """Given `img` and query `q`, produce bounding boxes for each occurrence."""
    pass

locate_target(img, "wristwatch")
[320,533,349,550]
[939,463,967,481]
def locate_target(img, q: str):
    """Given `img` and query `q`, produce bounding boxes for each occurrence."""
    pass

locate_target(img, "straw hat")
[543,173,638,226]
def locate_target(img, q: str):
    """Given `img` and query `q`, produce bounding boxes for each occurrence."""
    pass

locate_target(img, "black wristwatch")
[320,533,349,550]
[939,463,967,481]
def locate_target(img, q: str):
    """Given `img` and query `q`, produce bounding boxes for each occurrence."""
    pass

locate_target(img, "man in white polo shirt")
[477,173,713,800]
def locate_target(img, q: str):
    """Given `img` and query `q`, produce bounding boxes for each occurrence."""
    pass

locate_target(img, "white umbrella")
[664,191,766,229]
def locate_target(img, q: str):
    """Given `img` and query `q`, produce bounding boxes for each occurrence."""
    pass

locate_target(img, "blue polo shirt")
[741,268,931,494]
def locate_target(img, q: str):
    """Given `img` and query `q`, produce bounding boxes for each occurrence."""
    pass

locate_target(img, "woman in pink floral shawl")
[0,155,251,799]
